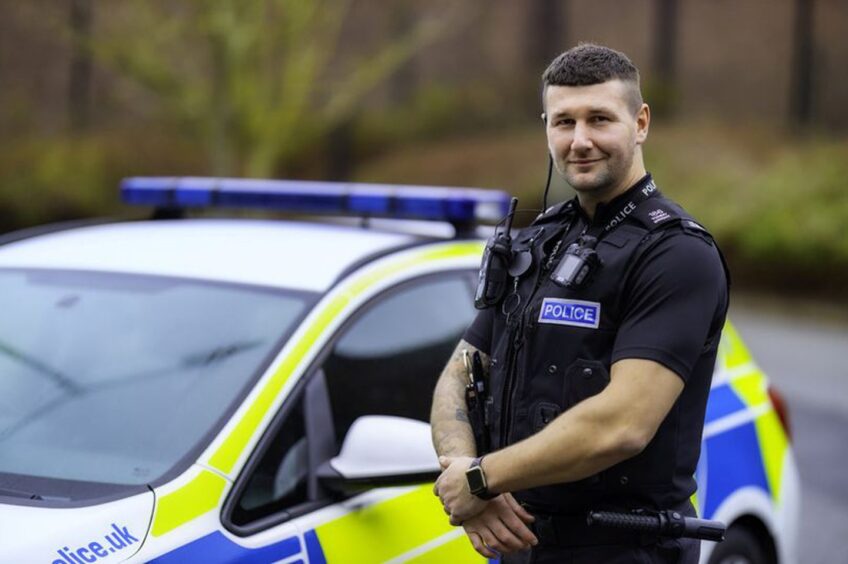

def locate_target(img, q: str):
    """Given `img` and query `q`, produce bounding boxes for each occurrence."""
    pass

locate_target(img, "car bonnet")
[0,490,153,563]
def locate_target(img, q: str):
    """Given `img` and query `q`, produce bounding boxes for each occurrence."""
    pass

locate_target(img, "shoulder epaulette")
[533,199,575,224]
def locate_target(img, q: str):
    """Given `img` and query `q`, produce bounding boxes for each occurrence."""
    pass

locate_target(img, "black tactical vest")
[485,178,728,512]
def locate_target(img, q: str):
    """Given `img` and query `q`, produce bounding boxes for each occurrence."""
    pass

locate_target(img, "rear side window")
[323,275,476,442]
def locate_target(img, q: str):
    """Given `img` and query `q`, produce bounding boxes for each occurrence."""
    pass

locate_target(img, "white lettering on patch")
[538,298,601,329]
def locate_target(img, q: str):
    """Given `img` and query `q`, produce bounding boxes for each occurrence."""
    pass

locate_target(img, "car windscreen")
[0,268,311,495]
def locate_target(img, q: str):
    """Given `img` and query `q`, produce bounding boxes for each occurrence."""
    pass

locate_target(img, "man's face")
[544,80,649,198]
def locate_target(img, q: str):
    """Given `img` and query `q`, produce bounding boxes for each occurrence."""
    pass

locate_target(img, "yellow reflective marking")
[720,323,789,504]
[406,533,483,563]
[153,241,483,535]
[719,321,753,369]
[209,240,483,475]
[151,469,227,537]
[316,486,460,563]
[754,409,789,503]
[729,370,768,408]
[690,491,700,517]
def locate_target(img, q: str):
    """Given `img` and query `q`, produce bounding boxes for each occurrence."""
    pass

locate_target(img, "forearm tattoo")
[430,341,490,458]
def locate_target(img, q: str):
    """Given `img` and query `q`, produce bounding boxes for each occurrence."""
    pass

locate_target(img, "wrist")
[480,451,506,494]
[465,456,498,500]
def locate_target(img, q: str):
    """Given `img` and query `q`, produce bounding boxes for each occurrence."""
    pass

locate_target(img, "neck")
[578,166,646,220]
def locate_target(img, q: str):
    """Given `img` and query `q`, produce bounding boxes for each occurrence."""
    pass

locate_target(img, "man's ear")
[635,103,650,144]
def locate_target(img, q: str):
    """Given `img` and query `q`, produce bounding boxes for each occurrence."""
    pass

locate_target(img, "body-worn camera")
[551,235,601,289]
[474,197,518,309]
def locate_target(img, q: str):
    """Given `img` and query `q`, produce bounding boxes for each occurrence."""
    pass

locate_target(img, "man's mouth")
[568,158,602,166]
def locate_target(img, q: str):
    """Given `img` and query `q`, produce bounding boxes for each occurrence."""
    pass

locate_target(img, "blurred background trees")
[0,0,846,298]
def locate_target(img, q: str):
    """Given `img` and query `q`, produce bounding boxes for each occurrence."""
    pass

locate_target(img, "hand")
[433,455,487,524]
[463,493,538,559]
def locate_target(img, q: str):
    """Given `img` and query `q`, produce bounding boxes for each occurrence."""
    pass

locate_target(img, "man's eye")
[591,115,610,123]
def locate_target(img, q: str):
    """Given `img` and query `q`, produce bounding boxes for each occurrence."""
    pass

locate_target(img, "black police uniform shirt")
[463,174,729,514]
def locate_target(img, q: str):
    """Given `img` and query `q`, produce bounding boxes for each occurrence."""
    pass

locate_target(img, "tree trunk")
[68,0,93,132]
[525,0,567,112]
[790,0,815,126]
[652,0,678,117]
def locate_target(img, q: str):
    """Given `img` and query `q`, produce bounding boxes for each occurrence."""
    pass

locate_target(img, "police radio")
[474,197,518,309]
[551,235,601,289]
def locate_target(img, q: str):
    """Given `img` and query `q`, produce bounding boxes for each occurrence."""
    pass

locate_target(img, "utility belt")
[522,500,725,547]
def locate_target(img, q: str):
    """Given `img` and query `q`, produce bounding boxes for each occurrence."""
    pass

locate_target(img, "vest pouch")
[531,401,561,433]
[563,359,610,409]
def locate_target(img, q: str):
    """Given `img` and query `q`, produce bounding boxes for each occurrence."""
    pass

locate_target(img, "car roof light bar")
[120,177,512,224]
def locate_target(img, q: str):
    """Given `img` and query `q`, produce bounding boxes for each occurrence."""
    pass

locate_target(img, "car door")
[222,271,484,563]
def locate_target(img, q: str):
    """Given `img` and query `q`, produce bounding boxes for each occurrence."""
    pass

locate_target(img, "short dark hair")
[542,43,643,114]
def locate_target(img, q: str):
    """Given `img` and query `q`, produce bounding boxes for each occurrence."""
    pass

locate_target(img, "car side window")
[230,398,308,526]
[323,275,476,444]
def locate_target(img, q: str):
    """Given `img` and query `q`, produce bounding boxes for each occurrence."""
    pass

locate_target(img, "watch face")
[466,467,486,492]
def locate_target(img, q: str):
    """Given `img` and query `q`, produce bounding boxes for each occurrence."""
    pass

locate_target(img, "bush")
[0,131,205,232]
[355,123,848,300]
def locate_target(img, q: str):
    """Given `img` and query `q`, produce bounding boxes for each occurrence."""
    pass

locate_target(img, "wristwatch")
[465,456,497,500]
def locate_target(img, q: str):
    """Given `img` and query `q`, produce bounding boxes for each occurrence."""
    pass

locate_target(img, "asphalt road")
[729,296,848,564]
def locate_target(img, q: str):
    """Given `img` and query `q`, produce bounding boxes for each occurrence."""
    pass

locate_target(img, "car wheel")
[707,524,769,564]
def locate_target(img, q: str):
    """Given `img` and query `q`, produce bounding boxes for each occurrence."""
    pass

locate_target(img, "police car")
[0,178,798,563]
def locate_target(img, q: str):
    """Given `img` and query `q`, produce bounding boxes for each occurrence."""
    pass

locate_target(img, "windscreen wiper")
[0,340,81,394]
[0,486,69,502]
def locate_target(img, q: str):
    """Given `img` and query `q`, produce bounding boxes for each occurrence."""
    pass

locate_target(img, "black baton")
[587,510,726,542]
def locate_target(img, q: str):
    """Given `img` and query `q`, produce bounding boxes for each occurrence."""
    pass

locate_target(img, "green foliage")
[354,82,510,153]
[644,128,848,267]
[0,132,205,232]
[0,137,109,230]
[87,0,458,178]
[355,123,848,295]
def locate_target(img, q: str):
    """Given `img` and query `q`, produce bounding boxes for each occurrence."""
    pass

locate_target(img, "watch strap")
[467,456,497,500]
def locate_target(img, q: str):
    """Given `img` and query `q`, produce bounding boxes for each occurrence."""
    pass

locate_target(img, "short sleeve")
[612,231,728,382]
[462,306,496,355]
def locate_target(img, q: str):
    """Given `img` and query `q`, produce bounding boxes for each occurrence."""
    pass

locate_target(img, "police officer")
[431,43,729,564]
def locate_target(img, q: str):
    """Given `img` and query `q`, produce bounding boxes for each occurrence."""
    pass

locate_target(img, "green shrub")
[0,131,205,232]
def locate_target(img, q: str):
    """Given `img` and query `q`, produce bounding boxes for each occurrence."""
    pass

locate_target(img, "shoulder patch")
[629,197,686,232]
[646,208,673,225]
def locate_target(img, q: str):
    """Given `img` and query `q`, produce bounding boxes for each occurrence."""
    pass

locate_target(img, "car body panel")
[0,220,416,292]
[129,238,486,562]
[0,490,153,563]
[696,323,800,563]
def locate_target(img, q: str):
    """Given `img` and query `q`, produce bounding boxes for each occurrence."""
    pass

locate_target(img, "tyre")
[707,524,770,564]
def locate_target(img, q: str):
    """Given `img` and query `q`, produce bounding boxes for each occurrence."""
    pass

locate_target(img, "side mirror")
[318,415,440,494]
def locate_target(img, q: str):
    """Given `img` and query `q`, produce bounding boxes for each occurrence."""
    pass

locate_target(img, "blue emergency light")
[120,177,512,224]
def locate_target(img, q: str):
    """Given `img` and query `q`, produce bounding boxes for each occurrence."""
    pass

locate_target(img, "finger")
[499,511,538,547]
[504,493,535,523]
[449,514,463,526]
[477,527,507,556]
[467,531,497,559]
[488,517,528,552]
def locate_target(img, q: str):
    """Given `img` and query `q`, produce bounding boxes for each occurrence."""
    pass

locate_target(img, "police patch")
[538,298,601,329]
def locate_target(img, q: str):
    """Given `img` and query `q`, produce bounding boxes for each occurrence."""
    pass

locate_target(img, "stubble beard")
[559,150,635,200]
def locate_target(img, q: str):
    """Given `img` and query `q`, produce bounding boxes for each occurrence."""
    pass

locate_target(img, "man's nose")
[571,122,593,151]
